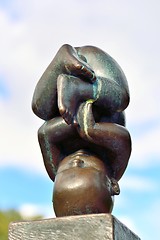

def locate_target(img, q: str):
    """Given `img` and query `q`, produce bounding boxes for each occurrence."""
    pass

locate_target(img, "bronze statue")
[32,44,131,217]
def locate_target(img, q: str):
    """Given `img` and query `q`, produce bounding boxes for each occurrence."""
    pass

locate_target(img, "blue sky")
[0,0,160,239]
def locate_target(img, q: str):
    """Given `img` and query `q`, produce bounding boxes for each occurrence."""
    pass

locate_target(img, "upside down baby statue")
[32,44,131,217]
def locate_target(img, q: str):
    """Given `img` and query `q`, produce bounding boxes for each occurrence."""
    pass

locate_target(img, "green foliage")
[0,209,43,240]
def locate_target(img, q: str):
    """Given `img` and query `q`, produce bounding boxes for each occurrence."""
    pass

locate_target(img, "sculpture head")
[53,149,120,217]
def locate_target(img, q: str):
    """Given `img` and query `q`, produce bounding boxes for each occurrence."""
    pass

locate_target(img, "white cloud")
[129,124,160,168]
[0,96,45,174]
[145,199,160,230]
[18,203,54,219]
[0,0,160,175]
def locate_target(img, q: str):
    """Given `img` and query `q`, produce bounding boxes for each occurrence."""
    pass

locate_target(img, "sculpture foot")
[57,74,81,125]
[77,100,95,140]
[59,44,96,83]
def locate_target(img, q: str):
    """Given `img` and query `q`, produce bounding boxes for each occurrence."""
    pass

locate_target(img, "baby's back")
[76,46,128,90]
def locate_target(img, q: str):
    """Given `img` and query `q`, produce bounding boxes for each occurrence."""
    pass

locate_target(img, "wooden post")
[9,214,140,240]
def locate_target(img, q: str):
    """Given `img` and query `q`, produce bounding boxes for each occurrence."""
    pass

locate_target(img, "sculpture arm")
[38,117,77,181]
[77,101,131,180]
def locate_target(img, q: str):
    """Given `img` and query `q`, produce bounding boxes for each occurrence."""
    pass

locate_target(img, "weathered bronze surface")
[32,44,131,217]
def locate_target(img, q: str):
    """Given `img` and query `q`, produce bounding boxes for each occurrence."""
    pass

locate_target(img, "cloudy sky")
[0,0,160,239]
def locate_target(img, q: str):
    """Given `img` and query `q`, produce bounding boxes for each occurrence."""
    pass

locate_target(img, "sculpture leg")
[32,44,96,121]
[57,44,96,82]
[93,77,130,113]
[57,74,94,125]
